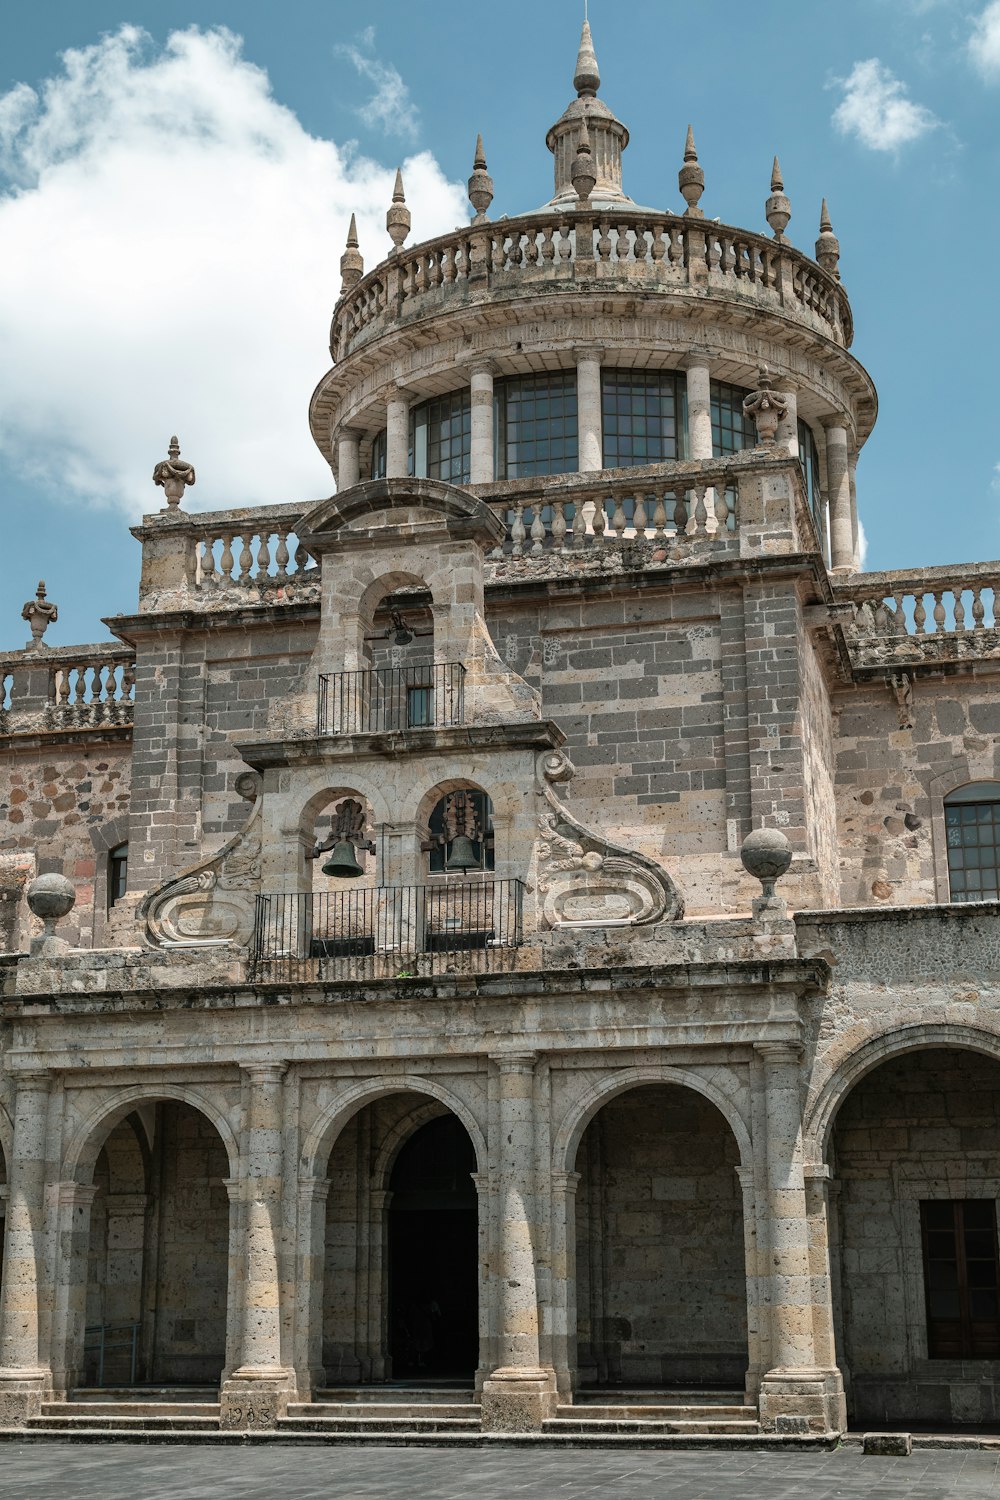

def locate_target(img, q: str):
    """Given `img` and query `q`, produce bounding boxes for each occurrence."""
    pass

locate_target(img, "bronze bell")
[445,833,479,872]
[322,839,364,878]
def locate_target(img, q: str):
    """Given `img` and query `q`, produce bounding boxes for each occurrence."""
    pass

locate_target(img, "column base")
[758,1366,846,1435]
[219,1368,297,1431]
[480,1366,557,1432]
[0,1370,49,1427]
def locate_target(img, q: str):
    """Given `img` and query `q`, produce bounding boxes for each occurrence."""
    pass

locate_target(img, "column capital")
[466,357,497,378]
[297,1175,331,1204]
[336,424,364,441]
[820,413,848,436]
[491,1051,538,1074]
[754,1040,803,1065]
[734,1164,756,1189]
[222,1176,241,1202]
[573,344,603,364]
[12,1071,52,1090]
[803,1163,832,1182]
[551,1170,581,1195]
[241,1063,288,1086]
[382,381,411,405]
[51,1181,100,1209]
[683,350,712,371]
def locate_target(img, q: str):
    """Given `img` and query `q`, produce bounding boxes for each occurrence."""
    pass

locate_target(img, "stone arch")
[302,1075,486,1183]
[65,1083,240,1185]
[805,1022,1000,1162]
[300,477,504,550]
[370,1099,449,1189]
[554,1063,752,1176]
[355,570,435,642]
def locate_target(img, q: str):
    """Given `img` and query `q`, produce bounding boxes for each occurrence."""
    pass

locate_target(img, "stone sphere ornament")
[26,872,76,922]
[740,827,792,901]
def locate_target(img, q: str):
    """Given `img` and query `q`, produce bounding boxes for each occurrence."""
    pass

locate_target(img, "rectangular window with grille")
[945,798,1000,901]
[495,371,578,479]
[921,1200,1000,1358]
[601,370,682,469]
[710,379,756,456]
[412,390,470,484]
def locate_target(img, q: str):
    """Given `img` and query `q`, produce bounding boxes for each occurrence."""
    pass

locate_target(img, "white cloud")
[970,1,1000,77]
[831,58,938,151]
[857,517,869,571]
[0,26,467,516]
[336,26,420,141]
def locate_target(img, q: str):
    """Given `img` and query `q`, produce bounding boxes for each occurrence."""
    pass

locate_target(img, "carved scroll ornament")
[534,749,683,929]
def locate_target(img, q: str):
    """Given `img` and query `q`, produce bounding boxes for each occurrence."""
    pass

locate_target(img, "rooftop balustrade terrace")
[327,209,854,367]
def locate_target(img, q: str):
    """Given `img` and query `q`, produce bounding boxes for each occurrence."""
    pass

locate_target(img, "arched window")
[602,369,683,469]
[944,783,1000,902]
[107,843,128,910]
[427,790,495,875]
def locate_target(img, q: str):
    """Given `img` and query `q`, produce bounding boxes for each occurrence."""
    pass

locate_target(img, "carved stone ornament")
[140,785,262,947]
[742,369,788,448]
[21,580,58,648]
[533,749,683,929]
[152,436,196,510]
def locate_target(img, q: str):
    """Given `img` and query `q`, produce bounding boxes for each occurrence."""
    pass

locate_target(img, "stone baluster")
[931,591,946,634]
[481,1054,556,1432]
[257,533,271,580]
[469,361,495,485]
[755,1043,845,1434]
[220,534,235,584]
[571,502,587,549]
[972,586,985,630]
[337,428,362,490]
[238,535,254,583]
[530,506,546,555]
[576,348,603,473]
[672,488,688,536]
[551,499,567,552]
[714,484,732,534]
[274,530,290,583]
[200,538,217,588]
[591,495,607,543]
[220,1065,297,1429]
[651,490,667,539]
[0,1072,53,1425]
[823,420,853,573]
[685,355,713,461]
[610,492,627,538]
[632,492,648,537]
[510,502,526,557]
[913,594,927,635]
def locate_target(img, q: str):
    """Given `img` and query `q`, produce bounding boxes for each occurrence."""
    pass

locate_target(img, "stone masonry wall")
[574,1084,747,1387]
[832,1047,1000,1426]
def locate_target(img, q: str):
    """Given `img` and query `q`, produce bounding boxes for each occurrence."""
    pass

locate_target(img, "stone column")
[685,355,713,460]
[775,384,798,458]
[469,362,495,485]
[384,387,410,479]
[550,1170,580,1399]
[294,1175,330,1400]
[480,1054,557,1431]
[736,1164,764,1403]
[755,1044,845,1434]
[848,445,861,572]
[220,1066,297,1429]
[823,419,853,574]
[337,428,362,491]
[51,1181,99,1397]
[803,1165,838,1372]
[575,349,603,473]
[0,1072,52,1425]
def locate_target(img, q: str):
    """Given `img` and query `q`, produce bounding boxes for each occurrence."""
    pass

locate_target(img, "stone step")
[315,1386,477,1404]
[52,1401,220,1419]
[557,1404,756,1421]
[68,1387,218,1404]
[277,1414,481,1433]
[28,1412,220,1432]
[575,1388,747,1407]
[544,1417,761,1435]
[287,1402,479,1420]
[0,1426,832,1450]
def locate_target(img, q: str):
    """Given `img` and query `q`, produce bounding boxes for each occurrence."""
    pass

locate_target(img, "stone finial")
[386,167,411,251]
[742,367,789,448]
[468,134,494,224]
[815,198,841,279]
[152,436,196,510]
[21,580,58,649]
[573,19,600,97]
[740,827,792,920]
[26,872,75,956]
[678,124,705,217]
[571,115,597,206]
[339,213,364,295]
[765,155,791,240]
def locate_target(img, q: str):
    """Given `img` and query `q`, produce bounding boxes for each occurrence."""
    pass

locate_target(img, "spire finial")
[574,18,600,96]
[468,133,494,223]
[571,113,596,206]
[340,212,364,294]
[815,198,841,279]
[765,155,791,241]
[678,124,705,217]
[386,167,411,251]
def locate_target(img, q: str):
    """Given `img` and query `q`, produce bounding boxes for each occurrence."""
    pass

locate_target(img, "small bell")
[322,840,365,878]
[445,833,480,872]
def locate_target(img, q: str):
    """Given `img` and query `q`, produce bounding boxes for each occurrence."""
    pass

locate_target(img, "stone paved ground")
[2,1444,1000,1500]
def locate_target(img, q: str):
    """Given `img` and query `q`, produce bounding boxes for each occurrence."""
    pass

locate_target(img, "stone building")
[1,23,998,1441]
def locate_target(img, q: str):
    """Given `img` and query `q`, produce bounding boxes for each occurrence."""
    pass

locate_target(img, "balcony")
[250,879,525,982]
[317,663,465,736]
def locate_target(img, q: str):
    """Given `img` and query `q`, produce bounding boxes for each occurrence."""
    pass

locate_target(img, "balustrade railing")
[194,521,316,593]
[317,662,465,735]
[251,879,524,983]
[50,655,135,721]
[333,210,851,355]
[838,567,1000,662]
[0,646,136,734]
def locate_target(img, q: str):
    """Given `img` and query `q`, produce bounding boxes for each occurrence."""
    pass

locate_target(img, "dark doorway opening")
[388,1114,478,1378]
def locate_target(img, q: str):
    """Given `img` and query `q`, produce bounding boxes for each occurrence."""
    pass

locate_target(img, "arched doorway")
[82,1101,230,1388]
[574,1083,748,1389]
[322,1094,480,1385]
[388,1115,478,1377]
[831,1045,1000,1427]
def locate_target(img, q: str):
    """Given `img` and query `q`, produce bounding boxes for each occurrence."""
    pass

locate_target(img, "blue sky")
[1,0,999,650]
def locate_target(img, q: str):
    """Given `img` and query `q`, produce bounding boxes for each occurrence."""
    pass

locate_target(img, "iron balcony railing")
[251,879,524,982]
[317,662,465,736]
